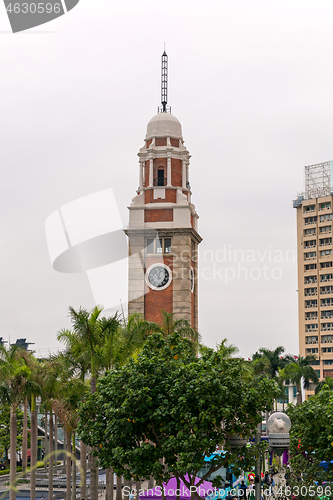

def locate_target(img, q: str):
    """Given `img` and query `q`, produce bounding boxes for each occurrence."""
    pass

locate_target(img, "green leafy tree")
[287,386,333,498]
[78,333,276,500]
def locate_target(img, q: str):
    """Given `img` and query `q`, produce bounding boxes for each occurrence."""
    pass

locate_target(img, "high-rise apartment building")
[294,161,333,394]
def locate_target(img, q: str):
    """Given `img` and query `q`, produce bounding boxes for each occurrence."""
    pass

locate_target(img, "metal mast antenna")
[159,49,171,113]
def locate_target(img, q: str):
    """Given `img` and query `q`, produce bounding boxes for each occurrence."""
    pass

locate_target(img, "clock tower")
[126,51,202,328]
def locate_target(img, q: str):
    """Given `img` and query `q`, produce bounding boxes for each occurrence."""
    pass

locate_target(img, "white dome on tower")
[146,113,183,140]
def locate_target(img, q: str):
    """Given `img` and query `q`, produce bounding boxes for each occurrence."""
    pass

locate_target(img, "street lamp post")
[255,423,262,500]
[267,412,291,457]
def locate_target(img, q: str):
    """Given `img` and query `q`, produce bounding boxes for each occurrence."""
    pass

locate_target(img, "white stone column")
[182,160,187,189]
[149,158,154,187]
[167,155,172,186]
[139,161,144,190]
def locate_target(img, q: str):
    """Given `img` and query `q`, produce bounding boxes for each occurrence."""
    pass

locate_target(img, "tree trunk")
[116,475,122,500]
[90,376,98,500]
[48,412,54,500]
[136,480,141,500]
[80,442,87,500]
[31,408,37,500]
[124,479,131,500]
[66,430,71,500]
[54,414,58,475]
[72,433,76,500]
[9,405,17,500]
[63,429,67,474]
[22,398,27,478]
[105,467,113,500]
[44,409,48,472]
[148,477,154,490]
[148,476,154,490]
[297,381,302,405]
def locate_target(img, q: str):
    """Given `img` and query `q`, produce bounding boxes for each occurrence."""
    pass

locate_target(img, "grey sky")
[1,0,332,357]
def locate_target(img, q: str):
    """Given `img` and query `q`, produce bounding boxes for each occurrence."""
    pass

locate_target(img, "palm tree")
[0,345,35,500]
[282,355,319,405]
[53,376,87,500]
[58,305,120,500]
[158,310,201,346]
[315,376,333,394]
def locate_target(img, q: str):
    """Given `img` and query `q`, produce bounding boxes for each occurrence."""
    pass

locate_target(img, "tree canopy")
[78,332,276,498]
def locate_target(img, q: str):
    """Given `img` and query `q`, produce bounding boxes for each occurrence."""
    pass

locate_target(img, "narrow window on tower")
[164,238,172,253]
[147,239,155,254]
[157,168,165,186]
[156,238,163,254]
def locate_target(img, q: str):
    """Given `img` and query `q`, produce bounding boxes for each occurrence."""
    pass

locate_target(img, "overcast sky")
[2,0,333,358]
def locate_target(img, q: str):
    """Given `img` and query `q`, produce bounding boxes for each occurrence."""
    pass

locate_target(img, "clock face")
[146,264,172,290]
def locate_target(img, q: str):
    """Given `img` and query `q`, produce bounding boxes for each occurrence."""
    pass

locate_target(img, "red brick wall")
[170,138,179,147]
[145,189,176,204]
[144,256,173,323]
[146,139,152,148]
[145,209,173,223]
[155,138,167,146]
[171,159,182,187]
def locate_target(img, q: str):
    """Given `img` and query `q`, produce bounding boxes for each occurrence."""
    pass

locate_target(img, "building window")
[320,226,331,233]
[323,347,333,353]
[324,359,333,365]
[305,216,317,224]
[305,276,317,284]
[293,386,297,399]
[304,205,315,213]
[320,237,332,246]
[305,240,316,248]
[305,300,317,308]
[321,310,333,318]
[320,286,333,294]
[320,249,333,256]
[305,312,317,320]
[320,214,333,222]
[320,202,331,210]
[322,298,333,306]
[304,287,317,296]
[320,274,333,282]
[146,237,172,255]
[322,323,333,331]
[305,324,318,332]
[306,348,318,353]
[306,335,318,344]
[164,238,172,253]
[157,168,165,186]
[305,263,317,271]
[305,228,316,236]
[305,251,317,259]
[321,335,333,343]
[321,261,333,268]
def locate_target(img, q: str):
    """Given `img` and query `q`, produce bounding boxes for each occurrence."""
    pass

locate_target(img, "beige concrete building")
[294,161,333,394]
